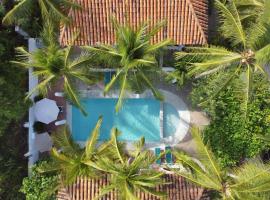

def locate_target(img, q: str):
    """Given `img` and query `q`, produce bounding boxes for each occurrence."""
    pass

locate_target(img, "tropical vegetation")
[13,21,99,115]
[175,0,270,121]
[84,19,171,112]
[0,2,29,199]
[173,127,270,200]
[86,130,165,200]
[3,0,270,199]
[20,160,58,200]
[2,0,80,26]
[191,73,270,167]
[38,117,114,186]
[36,118,165,199]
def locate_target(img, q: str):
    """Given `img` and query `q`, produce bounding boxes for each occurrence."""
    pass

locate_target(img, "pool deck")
[156,80,210,156]
[44,78,67,133]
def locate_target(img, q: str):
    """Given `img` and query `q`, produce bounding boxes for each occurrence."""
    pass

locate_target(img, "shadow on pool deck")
[156,79,210,156]
[45,78,67,133]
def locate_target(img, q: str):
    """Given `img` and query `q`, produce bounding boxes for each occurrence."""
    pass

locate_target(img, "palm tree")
[235,0,264,25]
[84,19,172,112]
[2,0,80,25]
[85,129,166,200]
[13,23,98,115]
[172,127,270,200]
[38,117,117,186]
[174,0,270,119]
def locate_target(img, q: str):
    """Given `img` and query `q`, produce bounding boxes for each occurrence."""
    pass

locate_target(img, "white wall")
[27,38,39,172]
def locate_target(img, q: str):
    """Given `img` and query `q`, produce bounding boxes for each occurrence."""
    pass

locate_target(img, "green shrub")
[191,73,270,167]
[20,160,58,200]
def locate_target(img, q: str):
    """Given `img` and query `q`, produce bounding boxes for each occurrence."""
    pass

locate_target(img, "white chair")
[55,120,66,126]
[24,152,32,158]
[54,92,64,97]
[23,122,29,128]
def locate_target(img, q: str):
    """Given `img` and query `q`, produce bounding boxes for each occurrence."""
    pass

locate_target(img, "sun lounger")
[54,92,64,97]
[155,148,161,165]
[104,72,111,85]
[165,146,173,164]
[55,120,66,126]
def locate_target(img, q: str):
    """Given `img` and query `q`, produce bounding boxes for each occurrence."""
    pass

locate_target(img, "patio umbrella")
[35,132,52,153]
[35,98,60,124]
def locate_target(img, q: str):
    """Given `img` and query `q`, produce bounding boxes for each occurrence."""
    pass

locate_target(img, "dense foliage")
[20,160,58,200]
[0,4,28,136]
[191,73,270,167]
[0,2,29,199]
[173,127,270,200]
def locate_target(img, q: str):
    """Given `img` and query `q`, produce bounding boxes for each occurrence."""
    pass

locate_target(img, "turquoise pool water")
[72,98,179,142]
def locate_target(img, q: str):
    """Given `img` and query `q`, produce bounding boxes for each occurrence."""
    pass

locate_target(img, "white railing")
[27,38,39,173]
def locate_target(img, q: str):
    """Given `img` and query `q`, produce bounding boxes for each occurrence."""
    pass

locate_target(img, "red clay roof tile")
[60,0,208,46]
[57,174,205,200]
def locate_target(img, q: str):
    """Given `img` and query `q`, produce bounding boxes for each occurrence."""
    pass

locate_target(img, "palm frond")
[255,44,270,66]
[138,70,164,100]
[115,71,128,112]
[51,126,81,154]
[26,75,55,99]
[230,159,270,197]
[85,117,103,158]
[198,65,241,106]
[175,46,242,77]
[111,128,125,163]
[64,76,87,116]
[215,0,246,47]
[190,127,223,182]
[237,66,253,121]
[50,148,74,164]
[2,0,34,25]
[146,38,173,53]
[172,128,224,191]
[147,19,167,38]
[103,69,122,94]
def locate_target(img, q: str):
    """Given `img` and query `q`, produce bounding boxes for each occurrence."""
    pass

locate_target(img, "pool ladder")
[160,102,164,139]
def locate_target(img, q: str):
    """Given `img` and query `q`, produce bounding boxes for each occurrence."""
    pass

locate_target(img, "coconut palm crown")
[174,0,270,119]
[13,23,98,115]
[173,127,270,200]
[85,129,166,200]
[84,18,172,112]
[2,0,81,25]
[38,117,118,186]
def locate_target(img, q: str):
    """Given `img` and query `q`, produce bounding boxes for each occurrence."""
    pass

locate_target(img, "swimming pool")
[71,98,180,142]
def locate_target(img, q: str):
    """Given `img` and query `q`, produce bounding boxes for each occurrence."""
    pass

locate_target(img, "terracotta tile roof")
[57,174,206,200]
[60,0,208,46]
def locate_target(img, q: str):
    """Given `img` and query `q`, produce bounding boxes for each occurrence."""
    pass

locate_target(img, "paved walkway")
[156,79,210,156]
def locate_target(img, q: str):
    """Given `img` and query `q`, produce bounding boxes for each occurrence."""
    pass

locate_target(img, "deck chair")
[55,92,64,97]
[155,148,162,165]
[55,120,66,126]
[165,146,173,164]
